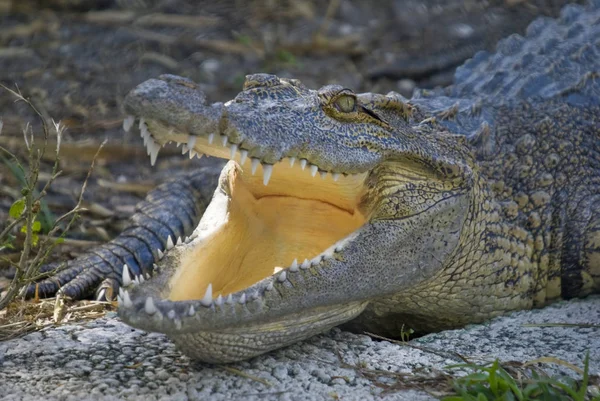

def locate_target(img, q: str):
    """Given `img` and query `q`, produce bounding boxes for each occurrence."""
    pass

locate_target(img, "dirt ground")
[0,0,580,290]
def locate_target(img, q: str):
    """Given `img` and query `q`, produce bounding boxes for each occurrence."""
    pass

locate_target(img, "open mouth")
[124,116,370,304]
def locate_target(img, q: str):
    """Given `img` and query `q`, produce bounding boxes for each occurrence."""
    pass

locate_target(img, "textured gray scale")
[448,3,600,104]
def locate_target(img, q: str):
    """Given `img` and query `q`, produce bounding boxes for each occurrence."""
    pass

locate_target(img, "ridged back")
[449,1,600,106]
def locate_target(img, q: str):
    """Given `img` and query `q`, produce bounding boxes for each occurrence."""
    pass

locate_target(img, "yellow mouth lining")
[168,159,367,302]
[134,118,369,302]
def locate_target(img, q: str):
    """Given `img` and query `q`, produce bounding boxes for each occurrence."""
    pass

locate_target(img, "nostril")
[243,73,282,90]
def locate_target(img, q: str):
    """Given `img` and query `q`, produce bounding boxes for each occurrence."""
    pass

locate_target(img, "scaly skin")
[33,2,599,363]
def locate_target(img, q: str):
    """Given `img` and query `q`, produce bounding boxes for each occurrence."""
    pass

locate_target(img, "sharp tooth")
[176,142,182,147]
[226,294,234,304]
[220,135,228,147]
[310,165,318,177]
[145,297,157,315]
[251,158,260,175]
[118,287,124,298]
[117,294,123,304]
[123,116,135,132]
[238,293,246,304]
[239,150,248,165]
[200,283,213,307]
[122,290,133,308]
[300,159,307,170]
[145,273,151,280]
[181,144,188,155]
[332,173,340,181]
[138,118,146,133]
[189,149,197,159]
[167,310,176,319]
[262,164,273,186]
[122,264,132,286]
[149,140,160,166]
[320,171,327,179]
[289,157,296,167]
[266,281,274,291]
[290,259,299,272]
[301,259,310,269]
[188,305,195,316]
[215,294,223,307]
[166,236,174,250]
[144,134,154,154]
[133,276,140,285]
[277,271,287,282]
[176,236,182,246]
[311,256,321,265]
[139,274,145,283]
[229,144,238,159]
[208,133,215,144]
[194,152,203,160]
[187,135,196,149]
[157,249,164,260]
[252,291,259,300]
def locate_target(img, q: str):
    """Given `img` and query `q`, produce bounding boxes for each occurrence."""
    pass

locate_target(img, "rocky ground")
[1,297,599,400]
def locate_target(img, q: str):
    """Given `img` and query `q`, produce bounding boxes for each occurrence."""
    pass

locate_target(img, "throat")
[168,174,366,301]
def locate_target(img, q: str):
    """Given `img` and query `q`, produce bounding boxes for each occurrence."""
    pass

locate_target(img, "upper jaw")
[123,74,386,176]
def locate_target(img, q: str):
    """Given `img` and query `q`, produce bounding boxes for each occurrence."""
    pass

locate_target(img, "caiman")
[30,2,599,363]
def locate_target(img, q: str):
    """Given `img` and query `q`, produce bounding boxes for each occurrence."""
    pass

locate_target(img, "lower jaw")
[167,162,367,301]
[169,300,368,363]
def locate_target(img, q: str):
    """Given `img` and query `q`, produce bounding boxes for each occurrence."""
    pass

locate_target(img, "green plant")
[399,323,414,342]
[2,151,54,234]
[443,352,598,401]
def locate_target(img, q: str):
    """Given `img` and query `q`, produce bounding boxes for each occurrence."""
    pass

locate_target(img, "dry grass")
[0,296,115,341]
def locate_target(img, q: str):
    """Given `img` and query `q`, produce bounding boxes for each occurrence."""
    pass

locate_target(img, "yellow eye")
[334,95,356,113]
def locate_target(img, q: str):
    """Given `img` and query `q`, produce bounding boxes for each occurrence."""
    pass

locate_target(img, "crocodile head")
[119,74,475,363]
